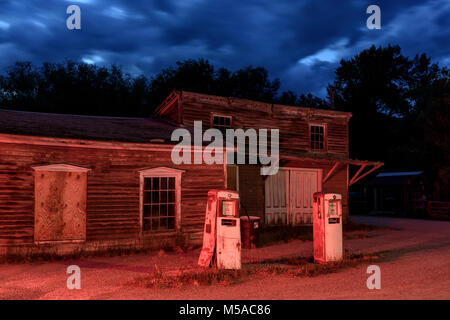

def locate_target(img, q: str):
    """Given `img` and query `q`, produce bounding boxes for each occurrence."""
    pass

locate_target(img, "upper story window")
[310,124,326,152]
[212,114,232,134]
[139,167,184,233]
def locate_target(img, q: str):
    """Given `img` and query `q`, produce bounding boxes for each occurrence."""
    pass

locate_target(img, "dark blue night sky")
[0,0,448,97]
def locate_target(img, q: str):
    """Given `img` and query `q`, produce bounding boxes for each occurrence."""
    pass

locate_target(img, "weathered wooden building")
[0,109,226,255]
[0,90,381,255]
[156,91,382,225]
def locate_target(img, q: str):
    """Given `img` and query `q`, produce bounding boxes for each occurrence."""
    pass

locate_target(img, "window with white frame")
[139,167,184,233]
[310,124,326,151]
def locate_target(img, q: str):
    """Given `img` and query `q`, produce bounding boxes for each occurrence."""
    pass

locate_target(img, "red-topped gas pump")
[313,192,343,263]
[198,190,241,269]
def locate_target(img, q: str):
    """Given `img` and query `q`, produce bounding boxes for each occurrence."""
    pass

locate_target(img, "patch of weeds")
[133,267,254,289]
[258,222,393,247]
[263,252,388,278]
[254,255,312,266]
[0,244,196,264]
[259,226,313,247]
[133,251,389,289]
[0,251,66,264]
[0,246,102,264]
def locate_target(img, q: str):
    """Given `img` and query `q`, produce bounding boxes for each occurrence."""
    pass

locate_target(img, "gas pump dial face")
[222,200,235,216]
[329,201,336,215]
[328,200,340,217]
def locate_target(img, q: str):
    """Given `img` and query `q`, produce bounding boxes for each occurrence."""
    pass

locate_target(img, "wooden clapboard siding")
[326,121,349,155]
[237,162,349,224]
[156,91,352,225]
[0,141,225,245]
[0,156,34,244]
[157,91,350,158]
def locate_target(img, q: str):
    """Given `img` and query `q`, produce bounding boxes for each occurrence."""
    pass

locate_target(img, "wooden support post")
[350,163,383,186]
[349,164,366,186]
[323,161,340,183]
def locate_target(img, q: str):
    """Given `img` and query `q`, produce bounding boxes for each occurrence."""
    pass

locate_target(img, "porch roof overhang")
[279,153,384,186]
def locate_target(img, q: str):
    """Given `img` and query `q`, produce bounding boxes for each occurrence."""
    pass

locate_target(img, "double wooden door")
[265,168,321,225]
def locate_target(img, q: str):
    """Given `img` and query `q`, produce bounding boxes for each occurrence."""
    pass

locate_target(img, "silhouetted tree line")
[327,45,449,200]
[0,59,328,117]
[0,46,448,199]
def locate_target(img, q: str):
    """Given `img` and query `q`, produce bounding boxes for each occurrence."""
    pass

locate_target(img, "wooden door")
[264,169,288,224]
[288,169,321,225]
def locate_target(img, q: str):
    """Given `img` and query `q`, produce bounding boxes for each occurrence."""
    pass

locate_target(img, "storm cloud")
[0,0,448,97]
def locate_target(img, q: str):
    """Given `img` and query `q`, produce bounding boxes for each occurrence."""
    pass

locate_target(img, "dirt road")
[0,216,449,299]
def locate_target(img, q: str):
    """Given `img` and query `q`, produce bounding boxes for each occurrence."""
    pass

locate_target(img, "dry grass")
[132,251,388,289]
[133,268,253,289]
[258,226,313,247]
[258,252,387,277]
[258,222,387,247]
[0,245,193,264]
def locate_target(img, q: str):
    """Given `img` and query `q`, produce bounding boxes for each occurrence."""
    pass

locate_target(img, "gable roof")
[0,109,179,143]
[155,90,352,119]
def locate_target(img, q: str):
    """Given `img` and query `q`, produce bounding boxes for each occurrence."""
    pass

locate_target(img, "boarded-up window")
[33,164,89,243]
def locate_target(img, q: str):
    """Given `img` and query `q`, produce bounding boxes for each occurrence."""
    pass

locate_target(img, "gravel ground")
[0,216,449,300]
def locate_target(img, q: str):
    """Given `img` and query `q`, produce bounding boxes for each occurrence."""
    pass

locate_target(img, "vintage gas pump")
[313,192,343,263]
[198,190,241,269]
